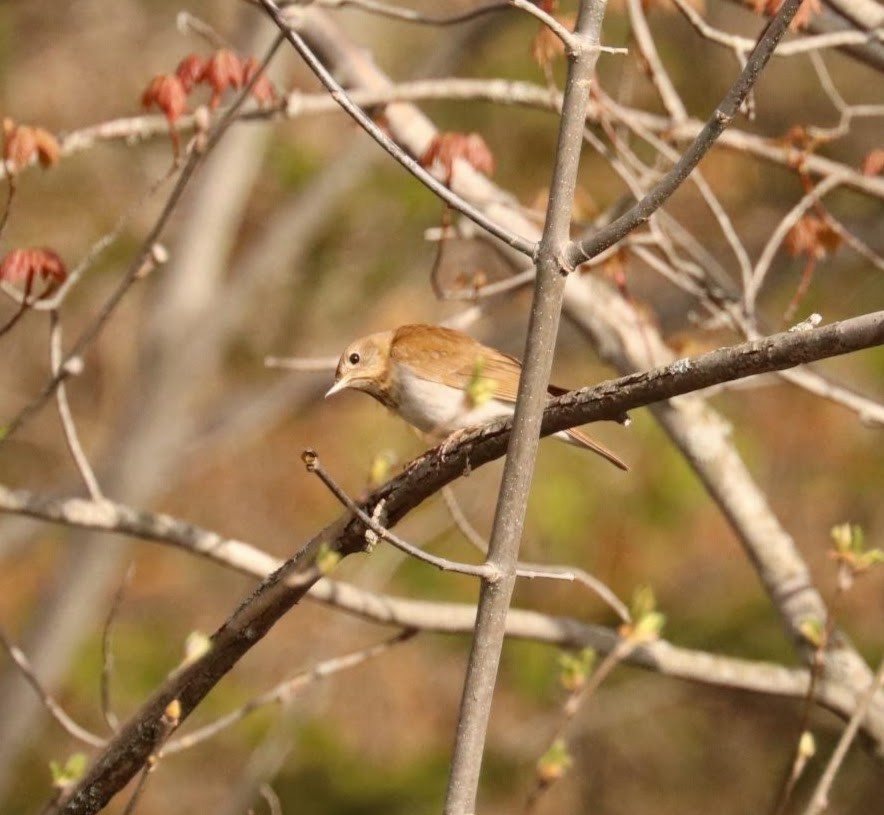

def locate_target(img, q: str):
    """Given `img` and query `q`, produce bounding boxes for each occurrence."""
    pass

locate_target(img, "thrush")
[326,323,627,470]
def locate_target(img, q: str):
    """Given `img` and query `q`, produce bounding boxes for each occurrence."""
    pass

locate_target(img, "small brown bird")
[326,324,627,470]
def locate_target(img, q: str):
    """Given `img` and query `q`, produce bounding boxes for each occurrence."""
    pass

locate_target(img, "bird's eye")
[348,352,361,365]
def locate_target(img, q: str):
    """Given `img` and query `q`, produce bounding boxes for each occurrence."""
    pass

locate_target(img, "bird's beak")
[325,377,349,398]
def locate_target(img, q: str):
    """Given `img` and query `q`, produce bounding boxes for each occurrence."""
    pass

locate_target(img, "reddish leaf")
[242,57,277,107]
[861,148,884,177]
[3,119,35,170]
[531,12,575,70]
[199,49,245,109]
[784,215,842,260]
[142,74,188,125]
[2,118,60,174]
[0,247,67,285]
[421,132,495,184]
[749,0,821,30]
[779,126,814,151]
[175,54,206,94]
[32,128,61,167]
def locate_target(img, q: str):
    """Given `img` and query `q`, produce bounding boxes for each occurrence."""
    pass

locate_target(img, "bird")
[326,324,627,471]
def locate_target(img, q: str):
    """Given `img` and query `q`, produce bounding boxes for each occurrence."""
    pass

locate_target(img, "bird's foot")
[438,428,469,462]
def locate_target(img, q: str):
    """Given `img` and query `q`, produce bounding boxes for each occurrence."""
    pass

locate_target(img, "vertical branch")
[443,2,610,812]
[49,312,103,500]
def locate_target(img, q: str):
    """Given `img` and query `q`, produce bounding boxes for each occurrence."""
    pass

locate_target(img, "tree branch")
[444,2,610,809]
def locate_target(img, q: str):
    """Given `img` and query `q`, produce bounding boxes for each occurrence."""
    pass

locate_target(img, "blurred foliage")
[276,721,449,815]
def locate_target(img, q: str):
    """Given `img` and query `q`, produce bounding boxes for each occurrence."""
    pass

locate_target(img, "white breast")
[393,365,513,437]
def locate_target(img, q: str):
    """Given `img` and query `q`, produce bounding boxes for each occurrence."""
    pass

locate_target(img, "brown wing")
[391,324,524,401]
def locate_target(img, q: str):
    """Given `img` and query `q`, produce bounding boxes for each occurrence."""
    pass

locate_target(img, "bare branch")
[163,630,416,753]
[803,657,884,815]
[444,2,613,808]
[49,313,103,500]
[0,627,105,748]
[257,0,537,256]
[305,449,500,580]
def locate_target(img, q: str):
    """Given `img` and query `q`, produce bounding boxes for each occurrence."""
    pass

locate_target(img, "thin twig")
[259,784,282,815]
[513,562,631,623]
[0,626,105,748]
[626,0,687,122]
[567,0,808,269]
[440,485,488,553]
[772,631,829,815]
[803,657,884,815]
[257,0,537,256]
[444,2,612,811]
[49,312,103,500]
[524,639,637,813]
[34,168,177,312]
[100,563,136,733]
[176,11,229,49]
[163,630,416,753]
[745,173,846,313]
[309,0,509,26]
[440,486,631,622]
[776,367,884,428]
[304,449,500,580]
[0,263,34,339]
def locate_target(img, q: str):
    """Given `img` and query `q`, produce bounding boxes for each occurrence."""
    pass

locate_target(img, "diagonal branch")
[257,0,536,255]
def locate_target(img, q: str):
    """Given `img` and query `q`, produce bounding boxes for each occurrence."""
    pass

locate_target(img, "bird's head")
[326,331,393,401]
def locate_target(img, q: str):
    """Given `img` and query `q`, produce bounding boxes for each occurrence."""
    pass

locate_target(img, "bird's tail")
[562,427,629,471]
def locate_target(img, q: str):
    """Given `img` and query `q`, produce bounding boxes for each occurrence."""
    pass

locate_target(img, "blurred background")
[0,1,881,813]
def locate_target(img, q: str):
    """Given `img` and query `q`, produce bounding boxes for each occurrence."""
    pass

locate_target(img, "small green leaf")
[558,647,596,691]
[631,610,666,641]
[367,450,398,488]
[630,585,657,620]
[465,358,497,408]
[831,523,861,555]
[50,753,88,788]
[622,586,665,642]
[830,523,882,575]
[182,631,212,666]
[316,542,341,574]
[537,738,572,784]
[799,617,825,648]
